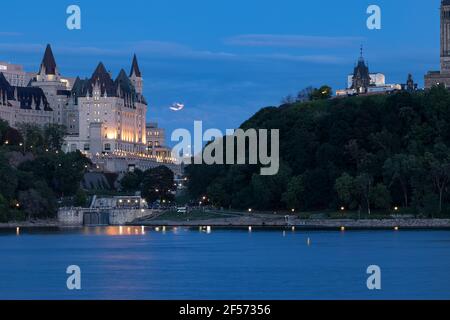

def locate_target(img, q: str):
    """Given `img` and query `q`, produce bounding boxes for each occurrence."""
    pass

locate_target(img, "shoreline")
[2,218,450,230]
[133,217,450,230]
[0,219,59,228]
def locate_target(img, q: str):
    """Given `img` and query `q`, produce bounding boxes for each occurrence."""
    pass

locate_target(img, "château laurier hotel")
[0,45,178,174]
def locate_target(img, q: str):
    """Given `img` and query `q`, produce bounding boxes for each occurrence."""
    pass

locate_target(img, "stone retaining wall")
[141,216,450,228]
[57,208,153,226]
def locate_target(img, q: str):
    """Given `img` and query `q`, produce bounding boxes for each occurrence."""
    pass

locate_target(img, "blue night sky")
[0,0,442,143]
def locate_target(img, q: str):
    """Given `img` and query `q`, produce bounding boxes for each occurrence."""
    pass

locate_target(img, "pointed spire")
[39,44,57,75]
[92,62,109,79]
[90,62,115,96]
[130,54,142,77]
[358,44,365,62]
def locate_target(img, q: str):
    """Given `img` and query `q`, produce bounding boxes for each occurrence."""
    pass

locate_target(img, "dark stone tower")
[425,1,450,88]
[441,0,450,72]
[351,47,371,93]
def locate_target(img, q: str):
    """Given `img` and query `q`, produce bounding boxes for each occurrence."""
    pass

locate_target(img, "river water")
[0,226,449,300]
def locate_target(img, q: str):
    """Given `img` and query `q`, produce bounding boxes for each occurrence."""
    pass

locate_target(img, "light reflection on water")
[0,227,450,300]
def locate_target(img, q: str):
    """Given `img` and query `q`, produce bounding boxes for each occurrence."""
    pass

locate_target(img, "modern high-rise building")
[425,0,450,88]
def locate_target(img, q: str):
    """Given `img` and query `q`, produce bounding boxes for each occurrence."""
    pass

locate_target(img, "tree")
[120,169,143,192]
[3,127,22,146]
[383,154,417,207]
[207,178,231,207]
[297,86,314,102]
[0,194,9,222]
[354,173,374,215]
[0,160,18,200]
[370,183,392,210]
[250,163,291,210]
[423,144,450,213]
[17,123,44,151]
[282,175,305,210]
[0,119,8,145]
[281,94,296,105]
[141,166,175,204]
[44,124,67,151]
[54,151,91,196]
[335,173,355,208]
[18,189,49,219]
[74,188,88,207]
[310,85,332,100]
[335,172,374,214]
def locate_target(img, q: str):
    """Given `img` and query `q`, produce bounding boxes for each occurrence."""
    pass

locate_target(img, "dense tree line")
[0,121,90,222]
[120,166,175,204]
[186,86,450,217]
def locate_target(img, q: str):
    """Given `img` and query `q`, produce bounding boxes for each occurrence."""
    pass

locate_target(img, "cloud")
[0,31,23,36]
[0,39,347,71]
[0,43,43,53]
[254,53,346,64]
[224,34,365,48]
[131,41,237,60]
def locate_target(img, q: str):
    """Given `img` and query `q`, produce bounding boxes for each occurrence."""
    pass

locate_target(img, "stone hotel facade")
[0,44,178,174]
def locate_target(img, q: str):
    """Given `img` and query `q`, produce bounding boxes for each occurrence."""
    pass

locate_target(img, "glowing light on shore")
[292,226,295,231]
[394,226,399,231]
[248,226,252,232]
[16,227,20,235]
[340,226,345,231]
[206,226,211,234]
